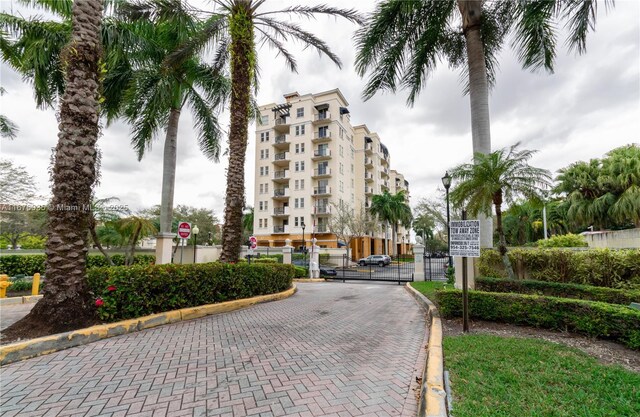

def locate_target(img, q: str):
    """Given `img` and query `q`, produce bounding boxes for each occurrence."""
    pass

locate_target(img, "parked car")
[292,259,337,277]
[358,255,391,267]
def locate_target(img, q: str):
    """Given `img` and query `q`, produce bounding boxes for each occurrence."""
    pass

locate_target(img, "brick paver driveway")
[1,282,428,417]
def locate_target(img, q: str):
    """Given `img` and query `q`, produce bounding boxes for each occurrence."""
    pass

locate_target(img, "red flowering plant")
[92,282,120,320]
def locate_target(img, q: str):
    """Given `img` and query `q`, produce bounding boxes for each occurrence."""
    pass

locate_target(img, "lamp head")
[441,171,452,190]
[192,225,199,235]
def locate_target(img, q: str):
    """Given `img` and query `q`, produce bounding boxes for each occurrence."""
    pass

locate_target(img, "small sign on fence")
[450,219,480,258]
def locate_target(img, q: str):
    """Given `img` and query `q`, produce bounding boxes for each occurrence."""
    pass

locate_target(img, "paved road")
[0,282,428,417]
[0,303,34,333]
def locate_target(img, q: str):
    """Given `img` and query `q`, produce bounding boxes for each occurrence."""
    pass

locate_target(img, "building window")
[260,132,270,142]
[300,179,304,190]
[339,145,344,157]
[260,115,269,125]
[259,201,264,211]
[318,126,328,137]
[300,198,304,208]
[296,107,304,118]
[295,125,306,136]
[259,184,264,194]
[264,219,268,228]
[259,167,264,176]
[259,219,263,228]
[294,198,299,209]
[340,163,344,175]
[295,161,305,172]
[294,179,299,190]
[294,217,299,227]
[295,143,305,154]
[264,166,269,175]
[264,183,268,193]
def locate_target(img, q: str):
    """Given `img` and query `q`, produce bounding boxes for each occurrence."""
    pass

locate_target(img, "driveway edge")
[0,284,297,366]
[0,295,43,306]
[405,283,448,417]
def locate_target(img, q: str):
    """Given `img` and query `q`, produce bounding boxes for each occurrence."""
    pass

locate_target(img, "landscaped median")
[435,289,640,350]
[1,262,296,365]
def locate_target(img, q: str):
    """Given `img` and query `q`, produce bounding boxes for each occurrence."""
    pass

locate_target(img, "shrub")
[536,233,587,248]
[435,289,640,350]
[0,254,155,276]
[87,262,294,321]
[476,277,640,305]
[478,248,640,288]
[293,266,307,278]
[7,279,32,292]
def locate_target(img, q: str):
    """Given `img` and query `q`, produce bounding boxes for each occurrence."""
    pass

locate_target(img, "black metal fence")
[423,254,448,281]
[332,255,414,284]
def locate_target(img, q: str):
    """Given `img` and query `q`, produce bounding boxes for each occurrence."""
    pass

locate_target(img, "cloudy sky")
[1,0,638,220]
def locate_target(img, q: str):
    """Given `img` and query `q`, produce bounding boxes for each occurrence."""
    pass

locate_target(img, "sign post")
[248,236,257,263]
[449,211,480,333]
[177,222,191,264]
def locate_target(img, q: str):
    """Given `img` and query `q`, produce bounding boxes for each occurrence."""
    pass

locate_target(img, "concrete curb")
[405,283,448,417]
[293,278,325,283]
[0,295,43,306]
[0,284,297,366]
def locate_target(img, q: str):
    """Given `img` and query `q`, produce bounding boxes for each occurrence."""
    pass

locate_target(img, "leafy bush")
[0,254,155,276]
[293,266,307,278]
[478,248,640,289]
[436,289,640,350]
[7,279,32,292]
[536,233,587,248]
[476,277,640,305]
[87,262,294,321]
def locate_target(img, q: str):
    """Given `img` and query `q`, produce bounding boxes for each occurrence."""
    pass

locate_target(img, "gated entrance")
[423,253,448,281]
[330,255,414,284]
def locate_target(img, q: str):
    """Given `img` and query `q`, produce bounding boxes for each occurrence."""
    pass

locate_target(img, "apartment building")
[253,89,410,259]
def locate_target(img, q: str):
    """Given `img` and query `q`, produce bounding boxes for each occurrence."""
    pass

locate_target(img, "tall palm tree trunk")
[221,4,254,263]
[159,108,181,234]
[391,223,398,257]
[7,0,104,335]
[126,223,142,266]
[493,191,516,279]
[459,0,493,248]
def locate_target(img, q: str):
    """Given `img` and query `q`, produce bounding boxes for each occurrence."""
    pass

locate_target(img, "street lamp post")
[192,225,199,264]
[301,221,306,271]
[208,231,212,245]
[441,171,452,268]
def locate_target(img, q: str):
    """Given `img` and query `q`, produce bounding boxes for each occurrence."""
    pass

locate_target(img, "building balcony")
[274,118,290,133]
[313,186,331,196]
[380,155,389,166]
[364,143,373,154]
[315,224,328,233]
[273,134,289,149]
[314,205,331,215]
[365,186,373,195]
[381,167,389,177]
[272,170,290,183]
[273,188,290,199]
[272,207,290,217]
[364,157,373,168]
[273,152,290,167]
[312,149,331,160]
[312,132,332,143]
[273,226,288,234]
[312,168,331,178]
[312,112,331,124]
[364,172,374,182]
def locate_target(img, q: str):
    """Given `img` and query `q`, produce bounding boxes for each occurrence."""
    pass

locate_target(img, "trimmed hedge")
[0,254,155,276]
[436,289,640,350]
[479,248,640,289]
[87,262,294,321]
[476,277,640,306]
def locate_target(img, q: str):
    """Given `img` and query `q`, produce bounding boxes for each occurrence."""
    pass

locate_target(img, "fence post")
[413,244,425,281]
[282,239,293,265]
[32,273,41,296]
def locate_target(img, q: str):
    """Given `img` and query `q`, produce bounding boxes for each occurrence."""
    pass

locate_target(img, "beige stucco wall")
[584,228,640,249]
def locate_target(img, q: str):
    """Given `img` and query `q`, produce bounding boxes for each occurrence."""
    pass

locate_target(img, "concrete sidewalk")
[1,282,428,417]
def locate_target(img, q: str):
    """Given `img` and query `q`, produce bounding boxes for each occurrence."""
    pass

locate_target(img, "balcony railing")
[365,186,373,194]
[314,112,331,121]
[316,224,328,233]
[274,152,289,161]
[315,205,330,214]
[364,172,374,180]
[273,207,288,215]
[275,135,287,144]
[364,157,373,166]
[275,118,288,126]
[313,132,332,140]
[313,168,331,177]
[273,226,286,233]
[273,188,289,197]
[313,149,331,157]
[313,186,331,195]
[273,170,288,179]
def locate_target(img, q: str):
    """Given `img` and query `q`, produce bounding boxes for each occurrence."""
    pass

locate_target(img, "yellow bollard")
[0,275,10,298]
[32,273,41,296]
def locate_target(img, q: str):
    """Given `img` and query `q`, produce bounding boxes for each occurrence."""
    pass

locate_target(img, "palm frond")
[186,87,223,162]
[255,5,364,25]
[0,114,19,139]
[513,0,558,72]
[254,26,297,72]
[164,13,227,69]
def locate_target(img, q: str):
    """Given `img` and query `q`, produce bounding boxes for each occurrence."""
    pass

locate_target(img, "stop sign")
[249,235,257,249]
[178,222,191,239]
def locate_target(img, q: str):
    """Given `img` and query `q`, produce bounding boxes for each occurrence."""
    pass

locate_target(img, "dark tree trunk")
[221,3,254,263]
[4,0,104,338]
[494,191,516,280]
[90,220,113,266]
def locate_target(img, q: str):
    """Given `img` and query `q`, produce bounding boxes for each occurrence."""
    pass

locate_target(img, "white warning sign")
[450,220,480,257]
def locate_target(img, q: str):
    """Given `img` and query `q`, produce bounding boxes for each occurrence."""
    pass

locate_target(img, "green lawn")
[411,281,446,300]
[444,335,640,417]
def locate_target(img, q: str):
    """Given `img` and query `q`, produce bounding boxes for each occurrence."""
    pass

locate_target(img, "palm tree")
[4,0,104,339]
[450,143,551,279]
[168,0,363,262]
[89,196,130,265]
[104,1,230,260]
[0,88,18,138]
[355,0,614,248]
[118,214,157,265]
[369,190,412,257]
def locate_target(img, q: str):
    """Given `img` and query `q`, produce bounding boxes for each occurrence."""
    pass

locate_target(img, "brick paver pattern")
[1,282,428,417]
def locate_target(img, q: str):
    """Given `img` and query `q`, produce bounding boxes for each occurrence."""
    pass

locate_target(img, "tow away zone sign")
[450,220,480,257]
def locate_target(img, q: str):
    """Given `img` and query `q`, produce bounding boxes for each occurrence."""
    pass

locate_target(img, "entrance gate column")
[413,244,425,281]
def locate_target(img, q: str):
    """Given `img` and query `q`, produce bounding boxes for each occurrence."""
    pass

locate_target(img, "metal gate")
[423,254,448,281]
[331,255,414,284]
